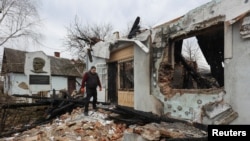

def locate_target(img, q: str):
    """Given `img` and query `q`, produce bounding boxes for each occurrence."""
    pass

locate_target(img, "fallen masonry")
[0,104,208,141]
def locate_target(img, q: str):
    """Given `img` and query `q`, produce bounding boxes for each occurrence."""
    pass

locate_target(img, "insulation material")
[92,41,111,59]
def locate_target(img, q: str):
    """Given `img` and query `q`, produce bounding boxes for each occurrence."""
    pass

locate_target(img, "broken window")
[119,59,134,90]
[178,37,214,89]
[159,23,224,94]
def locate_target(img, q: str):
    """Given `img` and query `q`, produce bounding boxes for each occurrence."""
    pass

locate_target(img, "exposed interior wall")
[158,23,225,99]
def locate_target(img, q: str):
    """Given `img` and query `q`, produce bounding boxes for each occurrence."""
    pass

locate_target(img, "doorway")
[108,62,118,104]
[67,77,76,95]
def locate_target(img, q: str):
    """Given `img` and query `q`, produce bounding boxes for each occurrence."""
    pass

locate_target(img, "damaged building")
[87,0,250,125]
[1,48,85,101]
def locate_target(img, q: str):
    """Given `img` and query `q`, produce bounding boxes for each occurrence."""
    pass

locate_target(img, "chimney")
[113,31,120,39]
[54,52,60,57]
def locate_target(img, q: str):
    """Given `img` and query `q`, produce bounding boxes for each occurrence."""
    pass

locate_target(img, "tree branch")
[0,0,42,47]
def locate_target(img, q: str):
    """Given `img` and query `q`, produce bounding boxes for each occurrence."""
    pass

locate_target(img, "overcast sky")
[34,0,212,59]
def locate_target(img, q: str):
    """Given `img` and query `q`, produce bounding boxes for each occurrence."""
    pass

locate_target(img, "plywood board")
[108,46,134,62]
[118,90,134,107]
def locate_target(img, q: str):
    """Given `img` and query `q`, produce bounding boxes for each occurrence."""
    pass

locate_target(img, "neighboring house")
[87,0,250,124]
[1,48,85,98]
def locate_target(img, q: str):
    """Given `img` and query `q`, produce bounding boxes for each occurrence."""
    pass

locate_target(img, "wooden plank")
[108,46,134,62]
[118,90,134,107]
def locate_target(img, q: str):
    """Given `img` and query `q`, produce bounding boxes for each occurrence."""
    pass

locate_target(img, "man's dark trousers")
[84,88,97,113]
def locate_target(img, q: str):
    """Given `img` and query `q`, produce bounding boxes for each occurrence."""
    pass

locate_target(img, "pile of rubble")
[0,106,207,141]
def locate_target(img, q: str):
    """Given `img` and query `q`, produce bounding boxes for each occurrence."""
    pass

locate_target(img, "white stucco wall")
[51,76,67,92]
[86,56,106,70]
[134,44,157,112]
[4,73,82,96]
[172,0,250,30]
[6,73,29,95]
[25,51,52,93]
[224,21,250,124]
[51,76,82,95]
[3,74,10,94]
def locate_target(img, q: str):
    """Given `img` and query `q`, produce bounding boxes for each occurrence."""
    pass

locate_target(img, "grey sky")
[36,0,211,59]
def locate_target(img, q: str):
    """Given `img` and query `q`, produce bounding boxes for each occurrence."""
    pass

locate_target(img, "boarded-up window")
[119,59,134,90]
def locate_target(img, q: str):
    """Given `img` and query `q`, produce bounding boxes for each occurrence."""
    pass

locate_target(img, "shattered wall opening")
[159,23,224,98]
[181,37,211,89]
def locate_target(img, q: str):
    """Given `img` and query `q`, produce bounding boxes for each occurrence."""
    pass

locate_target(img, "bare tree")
[0,0,42,47]
[65,16,113,61]
[182,37,211,73]
[182,37,200,62]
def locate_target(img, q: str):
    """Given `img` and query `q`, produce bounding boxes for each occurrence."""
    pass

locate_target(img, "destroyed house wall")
[157,23,225,100]
[149,0,250,124]
[153,23,232,123]
[112,0,250,124]
[154,53,235,124]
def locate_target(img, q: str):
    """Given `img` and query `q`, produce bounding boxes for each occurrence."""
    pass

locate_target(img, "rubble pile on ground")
[1,107,127,141]
[125,122,207,140]
[0,106,207,141]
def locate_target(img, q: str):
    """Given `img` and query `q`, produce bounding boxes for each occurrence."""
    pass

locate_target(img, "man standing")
[81,66,102,116]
